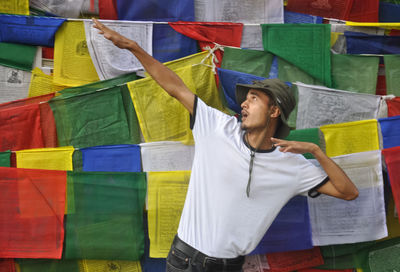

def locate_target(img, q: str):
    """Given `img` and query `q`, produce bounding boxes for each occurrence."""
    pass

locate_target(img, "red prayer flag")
[389,30,400,36]
[0,167,66,259]
[99,0,118,19]
[376,64,387,96]
[387,97,400,117]
[0,259,15,272]
[383,146,400,225]
[0,93,54,110]
[298,269,353,272]
[286,0,354,21]
[266,247,324,272]
[347,0,379,22]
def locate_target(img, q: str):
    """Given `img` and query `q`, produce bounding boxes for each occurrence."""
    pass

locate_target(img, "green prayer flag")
[17,259,80,272]
[0,42,37,71]
[0,151,11,167]
[285,128,320,159]
[315,254,356,270]
[332,54,379,94]
[65,171,146,260]
[262,24,332,87]
[384,55,400,97]
[49,85,140,148]
[221,47,274,77]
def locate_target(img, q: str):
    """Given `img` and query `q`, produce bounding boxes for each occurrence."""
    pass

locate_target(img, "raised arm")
[271,138,359,201]
[92,18,195,114]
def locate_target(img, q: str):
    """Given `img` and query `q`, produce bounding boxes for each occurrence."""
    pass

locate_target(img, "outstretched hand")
[92,18,136,50]
[271,137,319,155]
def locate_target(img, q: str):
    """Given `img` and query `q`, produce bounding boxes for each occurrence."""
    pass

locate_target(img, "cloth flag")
[0,0,29,15]
[28,67,65,98]
[383,146,400,225]
[286,0,354,20]
[0,151,11,167]
[0,92,54,110]
[65,171,146,260]
[194,0,283,23]
[285,128,321,159]
[309,150,387,246]
[99,0,118,19]
[147,171,191,258]
[140,141,194,172]
[387,97,400,117]
[0,42,36,71]
[348,0,379,22]
[284,10,323,24]
[84,20,153,80]
[296,82,381,129]
[345,31,400,54]
[16,146,74,171]
[0,14,65,47]
[266,247,324,272]
[241,25,263,51]
[379,115,400,149]
[262,24,332,87]
[251,196,314,254]
[80,260,142,272]
[384,55,400,97]
[0,65,31,104]
[331,54,379,95]
[0,167,66,258]
[16,259,79,272]
[0,259,15,272]
[53,21,99,87]
[81,145,141,172]
[379,2,400,22]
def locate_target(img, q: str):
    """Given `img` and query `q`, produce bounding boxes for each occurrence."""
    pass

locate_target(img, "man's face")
[240,89,275,131]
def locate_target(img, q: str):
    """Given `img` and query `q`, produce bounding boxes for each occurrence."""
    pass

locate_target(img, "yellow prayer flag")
[331,32,341,47]
[79,259,141,272]
[128,66,197,144]
[381,197,400,240]
[346,21,400,30]
[0,0,29,15]
[16,146,74,171]
[147,171,191,258]
[28,67,65,98]
[320,119,379,157]
[54,21,100,87]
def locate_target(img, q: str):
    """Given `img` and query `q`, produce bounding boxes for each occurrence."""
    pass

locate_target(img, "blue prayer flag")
[250,196,313,254]
[379,2,400,23]
[81,145,141,172]
[345,31,400,55]
[379,116,400,149]
[284,10,323,24]
[0,14,66,47]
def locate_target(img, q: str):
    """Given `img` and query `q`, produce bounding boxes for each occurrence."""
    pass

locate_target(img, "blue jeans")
[166,235,244,272]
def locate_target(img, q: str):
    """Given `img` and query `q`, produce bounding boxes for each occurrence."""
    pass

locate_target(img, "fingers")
[271,137,287,147]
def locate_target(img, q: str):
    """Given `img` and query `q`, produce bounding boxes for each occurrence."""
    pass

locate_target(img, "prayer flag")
[0,93,54,110]
[286,0,354,20]
[0,259,15,272]
[0,65,31,104]
[65,171,146,260]
[347,0,379,22]
[0,167,66,258]
[285,128,321,159]
[284,10,323,24]
[28,67,65,98]
[16,146,74,171]
[379,115,400,149]
[345,31,400,54]
[309,151,387,246]
[99,0,118,19]
[16,259,80,272]
[0,42,36,71]
[241,25,263,51]
[0,14,65,47]
[53,21,99,87]
[0,151,11,167]
[81,145,141,172]
[140,141,194,172]
[0,0,29,15]
[385,195,400,239]
[387,97,400,117]
[331,54,379,95]
[383,146,400,225]
[262,24,332,87]
[29,0,85,18]
[117,0,194,21]
[147,171,191,258]
[296,82,381,129]
[320,119,379,157]
[384,55,400,97]
[379,2,400,22]
[80,260,142,272]
[266,247,324,272]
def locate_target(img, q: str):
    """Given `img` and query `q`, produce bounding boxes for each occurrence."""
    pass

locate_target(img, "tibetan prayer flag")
[53,21,99,87]
[251,196,313,254]
[0,151,10,167]
[309,150,387,246]
[81,145,141,172]
[28,67,65,98]
[387,97,400,117]
[383,146,400,225]
[0,42,36,71]
[16,146,74,171]
[153,51,209,76]
[221,47,274,78]
[320,119,379,157]
[152,24,198,64]
[385,195,400,239]
[286,0,354,20]
[84,20,153,80]
[80,260,142,272]
[379,115,400,149]
[348,0,379,22]
[266,247,324,272]
[299,269,354,272]
[384,55,400,97]
[29,0,85,18]
[99,0,118,19]
[296,82,381,129]
[117,0,194,21]
[284,10,323,24]
[262,24,332,87]
[0,93,54,110]
[0,65,31,104]
[140,141,194,172]
[49,85,138,148]
[285,128,321,159]
[147,171,191,258]
[194,0,283,23]
[0,14,65,47]
[65,171,146,260]
[379,2,400,22]
[217,67,265,113]
[0,167,66,258]
[16,259,80,272]
[0,259,15,272]
[129,67,195,144]
[345,31,400,54]
[331,54,379,94]
[241,25,263,51]
[0,0,29,15]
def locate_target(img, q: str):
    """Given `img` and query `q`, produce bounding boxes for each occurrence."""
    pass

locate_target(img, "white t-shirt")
[177,97,328,258]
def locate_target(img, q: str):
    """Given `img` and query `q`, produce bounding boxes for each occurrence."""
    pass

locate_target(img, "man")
[92,18,359,272]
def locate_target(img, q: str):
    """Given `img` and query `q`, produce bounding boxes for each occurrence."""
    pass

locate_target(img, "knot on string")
[201,43,224,74]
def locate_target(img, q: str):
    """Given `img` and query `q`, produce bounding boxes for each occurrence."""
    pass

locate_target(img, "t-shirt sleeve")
[296,156,329,198]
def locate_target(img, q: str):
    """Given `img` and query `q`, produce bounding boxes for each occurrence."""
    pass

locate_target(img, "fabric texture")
[0,151,11,167]
[99,0,118,19]
[379,2,400,22]
[345,31,400,55]
[284,10,323,23]
[16,146,74,171]
[266,247,324,272]
[0,42,36,71]
[379,115,400,149]
[383,146,400,227]
[387,97,400,117]
[285,128,321,159]
[384,55,400,97]
[286,0,354,20]
[0,0,29,15]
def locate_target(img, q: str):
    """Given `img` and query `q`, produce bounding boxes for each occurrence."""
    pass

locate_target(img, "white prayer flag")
[241,25,263,51]
[296,82,381,129]
[308,150,387,246]
[84,20,153,80]
[0,65,31,104]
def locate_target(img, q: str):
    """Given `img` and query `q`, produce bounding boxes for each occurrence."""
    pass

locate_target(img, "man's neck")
[245,128,275,151]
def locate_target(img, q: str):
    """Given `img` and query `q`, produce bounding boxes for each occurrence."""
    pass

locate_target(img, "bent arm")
[92,18,195,114]
[271,138,359,200]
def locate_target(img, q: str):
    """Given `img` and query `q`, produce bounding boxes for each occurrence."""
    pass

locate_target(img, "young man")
[92,19,359,272]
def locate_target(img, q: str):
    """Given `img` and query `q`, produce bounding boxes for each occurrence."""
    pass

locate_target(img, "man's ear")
[270,106,281,118]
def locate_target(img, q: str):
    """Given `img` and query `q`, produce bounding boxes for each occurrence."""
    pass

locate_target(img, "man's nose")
[241,100,248,109]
